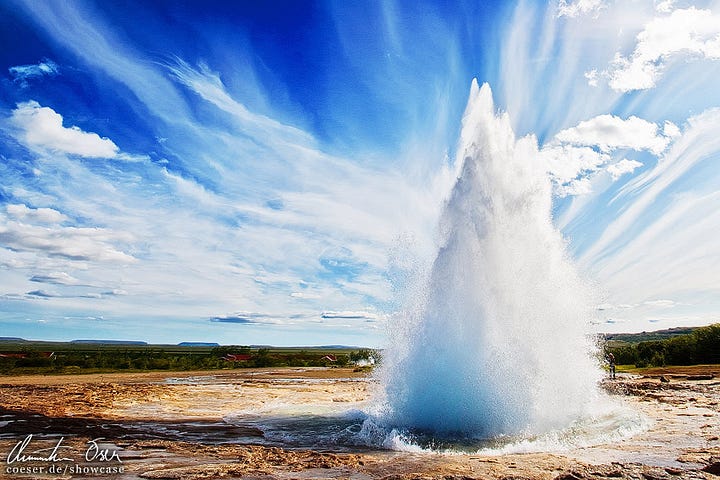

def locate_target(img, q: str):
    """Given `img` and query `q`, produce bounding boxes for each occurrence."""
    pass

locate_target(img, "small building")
[0,353,28,359]
[223,354,252,362]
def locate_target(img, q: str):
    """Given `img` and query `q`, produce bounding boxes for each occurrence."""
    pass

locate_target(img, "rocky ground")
[0,367,718,479]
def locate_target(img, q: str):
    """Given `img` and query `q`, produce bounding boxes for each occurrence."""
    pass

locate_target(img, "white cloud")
[606,159,643,180]
[663,120,681,139]
[321,310,380,320]
[6,204,67,224]
[26,289,58,298]
[540,113,671,196]
[554,114,671,154]
[555,177,593,197]
[656,0,675,14]
[30,272,80,285]
[584,69,599,87]
[607,7,720,92]
[558,0,606,18]
[0,218,135,263]
[2,202,135,266]
[210,312,286,325]
[10,101,120,158]
[9,59,59,85]
[10,187,57,206]
[290,292,322,299]
[541,144,609,185]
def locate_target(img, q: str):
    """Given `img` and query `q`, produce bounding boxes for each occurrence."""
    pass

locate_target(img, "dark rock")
[703,460,720,475]
[554,471,585,480]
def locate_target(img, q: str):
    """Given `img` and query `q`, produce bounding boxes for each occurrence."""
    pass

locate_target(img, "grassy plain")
[0,339,377,375]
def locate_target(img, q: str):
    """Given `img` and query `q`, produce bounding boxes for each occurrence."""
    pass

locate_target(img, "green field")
[0,339,378,375]
[603,326,700,348]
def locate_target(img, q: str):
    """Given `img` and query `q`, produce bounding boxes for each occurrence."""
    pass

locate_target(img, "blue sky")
[1,0,719,346]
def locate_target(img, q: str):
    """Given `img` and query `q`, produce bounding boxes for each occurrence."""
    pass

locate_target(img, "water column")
[379,80,603,438]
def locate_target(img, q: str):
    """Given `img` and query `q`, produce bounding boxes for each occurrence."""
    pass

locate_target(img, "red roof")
[223,354,252,362]
[0,352,55,358]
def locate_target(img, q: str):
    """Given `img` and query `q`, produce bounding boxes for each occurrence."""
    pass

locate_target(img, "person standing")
[607,352,616,379]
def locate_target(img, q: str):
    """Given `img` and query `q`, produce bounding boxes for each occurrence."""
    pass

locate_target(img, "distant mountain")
[71,339,148,345]
[313,345,362,349]
[604,326,699,344]
[0,337,26,342]
[248,344,362,349]
[178,342,220,347]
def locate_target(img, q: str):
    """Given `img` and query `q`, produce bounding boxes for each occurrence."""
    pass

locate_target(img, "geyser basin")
[226,405,647,456]
[377,80,608,440]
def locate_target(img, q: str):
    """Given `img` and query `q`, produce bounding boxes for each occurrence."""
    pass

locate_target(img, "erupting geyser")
[378,81,604,440]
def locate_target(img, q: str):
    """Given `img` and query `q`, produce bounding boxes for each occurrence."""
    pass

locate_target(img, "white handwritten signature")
[6,435,122,464]
[85,438,122,463]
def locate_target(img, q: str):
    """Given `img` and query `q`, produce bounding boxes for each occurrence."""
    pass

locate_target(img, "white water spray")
[378,81,605,440]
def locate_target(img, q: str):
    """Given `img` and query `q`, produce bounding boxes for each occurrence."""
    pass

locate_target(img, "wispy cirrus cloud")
[12,1,191,125]
[167,59,315,148]
[557,0,606,18]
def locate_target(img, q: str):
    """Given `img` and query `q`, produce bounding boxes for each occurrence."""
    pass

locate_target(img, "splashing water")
[376,80,609,444]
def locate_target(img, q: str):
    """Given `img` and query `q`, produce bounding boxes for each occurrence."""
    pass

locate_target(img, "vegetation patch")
[607,323,720,368]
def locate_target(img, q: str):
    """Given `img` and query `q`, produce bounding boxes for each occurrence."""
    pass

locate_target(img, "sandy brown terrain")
[0,367,718,479]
